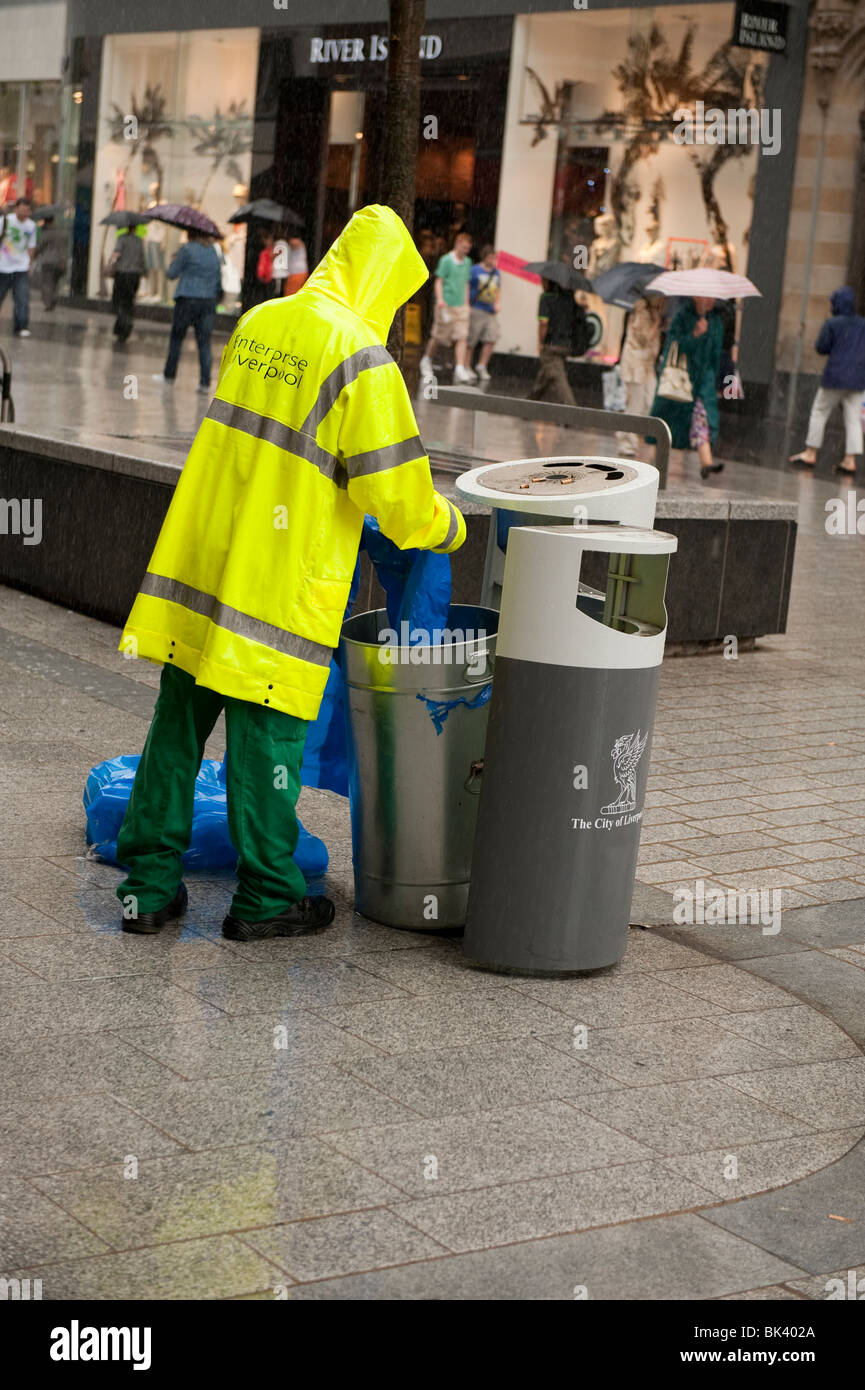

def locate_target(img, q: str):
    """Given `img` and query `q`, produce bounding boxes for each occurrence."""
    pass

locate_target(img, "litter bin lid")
[525,523,678,554]
[456,456,658,514]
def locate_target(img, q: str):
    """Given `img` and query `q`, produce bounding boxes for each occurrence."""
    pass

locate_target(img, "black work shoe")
[122,882,188,935]
[222,896,336,941]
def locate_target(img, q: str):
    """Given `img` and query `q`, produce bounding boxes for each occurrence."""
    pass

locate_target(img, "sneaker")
[476,364,491,383]
[222,896,336,941]
[419,354,436,380]
[196,383,210,394]
[15,329,31,338]
[122,882,188,936]
[152,372,173,384]
[454,364,478,385]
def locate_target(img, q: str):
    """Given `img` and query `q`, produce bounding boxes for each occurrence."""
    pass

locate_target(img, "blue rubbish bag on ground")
[84,753,329,878]
[84,515,452,870]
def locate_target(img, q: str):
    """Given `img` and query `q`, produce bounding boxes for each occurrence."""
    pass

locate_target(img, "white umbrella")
[643,269,761,300]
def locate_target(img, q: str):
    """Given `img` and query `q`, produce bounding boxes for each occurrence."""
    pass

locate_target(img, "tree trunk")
[381,0,425,366]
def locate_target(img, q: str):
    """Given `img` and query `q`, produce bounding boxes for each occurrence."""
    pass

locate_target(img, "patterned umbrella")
[642,268,761,300]
[144,203,222,239]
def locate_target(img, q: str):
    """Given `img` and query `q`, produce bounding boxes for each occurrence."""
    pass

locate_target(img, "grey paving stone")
[9,1234,284,1300]
[575,1077,816,1156]
[0,1092,185,1176]
[741,952,865,1049]
[541,1016,791,1087]
[661,964,794,1012]
[312,990,572,1053]
[654,920,809,960]
[608,929,711,973]
[714,1003,861,1063]
[0,974,225,1038]
[504,973,732,1028]
[242,1209,447,1281]
[347,944,510,996]
[389,1161,716,1252]
[628,881,676,925]
[0,1031,182,1106]
[0,1173,110,1265]
[115,1010,380,1079]
[716,1285,807,1300]
[323,1100,653,1197]
[338,1036,612,1117]
[0,896,73,939]
[662,1129,862,1198]
[31,1141,404,1246]
[287,1213,805,1300]
[119,1066,419,1147]
[3,928,233,980]
[776,898,865,947]
[722,1058,865,1129]
[702,1138,865,1275]
[214,914,436,964]
[784,1263,865,1301]
[179,959,412,1015]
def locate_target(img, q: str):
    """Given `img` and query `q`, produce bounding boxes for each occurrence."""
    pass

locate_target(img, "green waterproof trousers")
[116,663,308,920]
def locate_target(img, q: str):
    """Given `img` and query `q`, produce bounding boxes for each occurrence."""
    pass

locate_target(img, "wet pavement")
[1,304,864,1299]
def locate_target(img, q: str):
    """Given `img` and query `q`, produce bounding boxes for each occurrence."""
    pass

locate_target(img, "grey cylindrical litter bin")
[463,525,677,974]
[341,603,498,930]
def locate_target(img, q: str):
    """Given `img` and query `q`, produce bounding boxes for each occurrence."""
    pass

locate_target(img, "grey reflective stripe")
[139,574,333,667]
[301,344,393,433]
[343,433,425,479]
[440,500,460,550]
[206,397,346,487]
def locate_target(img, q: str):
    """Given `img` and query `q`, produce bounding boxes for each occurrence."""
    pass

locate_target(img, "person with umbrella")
[644,268,761,480]
[615,295,666,457]
[525,262,591,407]
[149,212,221,392]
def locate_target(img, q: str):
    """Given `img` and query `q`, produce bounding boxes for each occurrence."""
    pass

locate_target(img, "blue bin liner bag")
[83,753,328,878]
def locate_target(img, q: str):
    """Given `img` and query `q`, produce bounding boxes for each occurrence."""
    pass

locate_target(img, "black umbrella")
[100,210,150,228]
[33,203,69,221]
[523,260,593,293]
[591,261,667,310]
[229,198,303,228]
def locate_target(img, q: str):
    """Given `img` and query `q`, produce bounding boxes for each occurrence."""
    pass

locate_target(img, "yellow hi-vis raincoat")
[120,204,465,721]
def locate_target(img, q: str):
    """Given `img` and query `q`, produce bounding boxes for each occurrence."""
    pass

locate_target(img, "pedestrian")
[789,286,865,477]
[0,196,37,337]
[117,204,465,939]
[467,245,501,383]
[420,229,475,385]
[651,296,724,480]
[109,225,145,345]
[615,295,665,456]
[152,230,221,393]
[529,279,588,406]
[282,235,309,296]
[34,215,67,311]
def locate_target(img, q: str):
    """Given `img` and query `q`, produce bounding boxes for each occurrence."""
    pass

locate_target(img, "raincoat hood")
[831,286,856,316]
[303,204,428,342]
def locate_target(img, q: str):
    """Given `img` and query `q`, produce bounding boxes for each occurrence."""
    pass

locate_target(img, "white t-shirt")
[0,213,37,273]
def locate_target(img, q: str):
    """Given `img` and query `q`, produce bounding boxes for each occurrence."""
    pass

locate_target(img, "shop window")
[88,29,259,300]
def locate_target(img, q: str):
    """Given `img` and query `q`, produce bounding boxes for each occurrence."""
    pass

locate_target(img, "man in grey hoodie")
[790,286,865,476]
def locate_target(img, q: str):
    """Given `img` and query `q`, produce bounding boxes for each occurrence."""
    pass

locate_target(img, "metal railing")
[0,346,13,423]
[431,386,670,489]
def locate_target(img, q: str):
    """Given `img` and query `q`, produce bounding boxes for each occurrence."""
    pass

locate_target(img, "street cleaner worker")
[115,204,465,940]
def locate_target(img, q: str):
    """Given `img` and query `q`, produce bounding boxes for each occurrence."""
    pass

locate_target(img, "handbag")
[657,341,693,402]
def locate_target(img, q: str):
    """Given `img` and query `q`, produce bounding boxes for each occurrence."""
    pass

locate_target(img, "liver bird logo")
[601,729,648,815]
